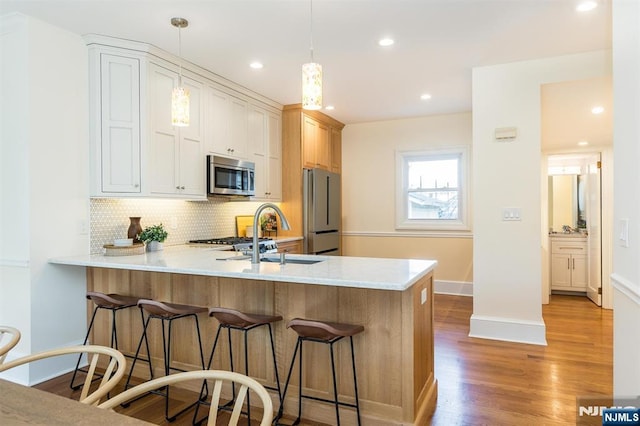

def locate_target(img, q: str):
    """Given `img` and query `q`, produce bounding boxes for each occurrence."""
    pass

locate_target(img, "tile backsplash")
[90,198,276,254]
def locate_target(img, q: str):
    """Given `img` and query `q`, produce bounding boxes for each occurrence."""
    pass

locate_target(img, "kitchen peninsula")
[50,246,437,425]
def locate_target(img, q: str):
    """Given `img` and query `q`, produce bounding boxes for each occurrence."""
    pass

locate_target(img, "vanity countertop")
[549,232,587,239]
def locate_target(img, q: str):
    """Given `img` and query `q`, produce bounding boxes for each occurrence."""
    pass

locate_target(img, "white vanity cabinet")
[249,104,282,200]
[550,238,587,291]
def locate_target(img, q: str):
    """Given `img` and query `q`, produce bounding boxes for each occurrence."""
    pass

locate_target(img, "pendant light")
[171,17,190,127]
[302,0,322,110]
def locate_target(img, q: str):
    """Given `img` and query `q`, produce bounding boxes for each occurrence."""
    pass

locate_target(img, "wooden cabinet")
[276,239,303,254]
[90,52,142,195]
[205,85,248,159]
[249,104,282,200]
[280,104,344,240]
[302,115,330,170]
[330,127,342,173]
[550,239,588,291]
[148,63,205,197]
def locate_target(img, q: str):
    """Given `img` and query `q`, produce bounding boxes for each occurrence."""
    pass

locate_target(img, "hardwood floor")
[33,294,612,425]
[431,294,612,426]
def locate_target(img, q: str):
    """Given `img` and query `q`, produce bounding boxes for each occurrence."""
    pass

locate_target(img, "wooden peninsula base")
[86,266,436,425]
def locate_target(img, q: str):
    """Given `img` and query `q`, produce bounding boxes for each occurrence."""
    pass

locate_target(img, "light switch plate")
[502,208,522,221]
[619,218,629,247]
[421,288,427,305]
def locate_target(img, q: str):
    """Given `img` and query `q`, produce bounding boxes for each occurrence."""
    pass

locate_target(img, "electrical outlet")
[78,219,89,235]
[170,217,178,230]
[421,288,427,305]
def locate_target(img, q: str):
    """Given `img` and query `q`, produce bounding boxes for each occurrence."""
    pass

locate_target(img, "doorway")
[540,77,613,309]
[546,153,602,306]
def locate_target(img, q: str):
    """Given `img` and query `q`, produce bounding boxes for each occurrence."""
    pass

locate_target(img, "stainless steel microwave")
[207,155,255,197]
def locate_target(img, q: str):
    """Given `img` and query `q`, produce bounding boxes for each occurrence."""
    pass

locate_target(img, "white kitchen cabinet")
[148,63,205,197]
[86,35,282,200]
[205,85,248,159]
[90,52,142,195]
[550,238,588,291]
[249,104,282,200]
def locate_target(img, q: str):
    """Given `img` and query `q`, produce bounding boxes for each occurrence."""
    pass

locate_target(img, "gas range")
[188,236,278,254]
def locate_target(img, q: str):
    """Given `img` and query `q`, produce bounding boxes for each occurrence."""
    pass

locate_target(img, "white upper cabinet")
[148,63,205,197]
[248,104,282,201]
[86,35,281,200]
[91,52,142,194]
[205,84,248,159]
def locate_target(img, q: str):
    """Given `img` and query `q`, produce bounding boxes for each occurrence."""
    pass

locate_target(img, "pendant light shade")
[171,86,190,127]
[171,17,190,127]
[302,62,322,110]
[302,0,322,110]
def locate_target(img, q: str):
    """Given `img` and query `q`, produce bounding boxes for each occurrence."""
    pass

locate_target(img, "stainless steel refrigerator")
[303,168,341,255]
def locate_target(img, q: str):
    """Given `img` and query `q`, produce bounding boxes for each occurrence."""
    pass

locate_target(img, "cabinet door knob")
[181,186,185,190]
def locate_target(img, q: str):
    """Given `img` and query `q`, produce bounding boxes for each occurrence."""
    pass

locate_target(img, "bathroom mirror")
[548,174,586,232]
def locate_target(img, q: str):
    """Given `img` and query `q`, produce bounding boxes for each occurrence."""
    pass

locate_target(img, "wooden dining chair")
[98,370,274,426]
[0,326,21,364]
[0,345,126,406]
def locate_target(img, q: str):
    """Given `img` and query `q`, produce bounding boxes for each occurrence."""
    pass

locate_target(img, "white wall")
[341,112,473,284]
[471,50,611,345]
[0,13,89,384]
[611,0,640,397]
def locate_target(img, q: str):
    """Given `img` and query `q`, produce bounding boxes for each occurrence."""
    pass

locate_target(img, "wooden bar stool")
[123,299,208,422]
[193,307,283,424]
[275,318,364,426]
[70,291,151,390]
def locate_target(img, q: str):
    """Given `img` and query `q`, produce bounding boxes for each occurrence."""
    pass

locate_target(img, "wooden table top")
[0,378,151,425]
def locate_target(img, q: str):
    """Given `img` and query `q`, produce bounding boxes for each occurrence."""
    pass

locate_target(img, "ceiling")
[541,76,613,151]
[1,0,612,137]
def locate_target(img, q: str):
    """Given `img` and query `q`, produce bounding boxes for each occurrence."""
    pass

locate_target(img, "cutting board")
[235,215,254,237]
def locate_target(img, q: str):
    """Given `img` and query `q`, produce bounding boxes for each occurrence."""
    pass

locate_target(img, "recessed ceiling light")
[578,140,589,146]
[378,38,394,47]
[591,106,604,114]
[325,105,335,111]
[420,93,432,100]
[576,1,597,12]
[249,62,264,69]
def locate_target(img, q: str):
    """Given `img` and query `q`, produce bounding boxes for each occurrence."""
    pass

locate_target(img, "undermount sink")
[260,257,324,265]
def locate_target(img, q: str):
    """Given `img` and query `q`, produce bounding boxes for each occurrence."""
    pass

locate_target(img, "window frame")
[395,147,471,231]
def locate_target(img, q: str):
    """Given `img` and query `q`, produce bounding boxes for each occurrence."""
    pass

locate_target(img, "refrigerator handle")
[326,176,330,225]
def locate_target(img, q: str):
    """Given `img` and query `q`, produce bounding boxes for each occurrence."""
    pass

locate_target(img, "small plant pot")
[146,241,164,252]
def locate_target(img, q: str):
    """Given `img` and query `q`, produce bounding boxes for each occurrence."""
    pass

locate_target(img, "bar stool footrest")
[299,393,359,409]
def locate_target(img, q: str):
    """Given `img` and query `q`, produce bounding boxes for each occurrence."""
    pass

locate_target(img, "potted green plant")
[138,223,168,252]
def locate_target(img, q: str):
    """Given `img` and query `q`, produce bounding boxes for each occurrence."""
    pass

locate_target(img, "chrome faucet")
[252,203,291,264]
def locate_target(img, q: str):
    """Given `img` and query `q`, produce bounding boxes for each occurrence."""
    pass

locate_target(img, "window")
[396,147,470,231]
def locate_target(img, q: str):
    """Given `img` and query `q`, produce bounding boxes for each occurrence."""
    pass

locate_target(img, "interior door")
[586,154,602,306]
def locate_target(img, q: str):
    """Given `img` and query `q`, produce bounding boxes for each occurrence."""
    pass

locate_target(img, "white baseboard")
[469,314,547,346]
[434,280,473,296]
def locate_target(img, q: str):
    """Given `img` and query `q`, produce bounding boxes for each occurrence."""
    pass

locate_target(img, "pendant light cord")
[178,25,183,85]
[309,0,314,62]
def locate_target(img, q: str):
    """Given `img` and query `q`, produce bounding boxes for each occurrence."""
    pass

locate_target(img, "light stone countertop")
[49,245,436,291]
[549,232,588,239]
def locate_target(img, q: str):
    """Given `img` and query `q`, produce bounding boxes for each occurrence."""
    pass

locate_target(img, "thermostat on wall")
[495,127,517,142]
